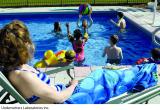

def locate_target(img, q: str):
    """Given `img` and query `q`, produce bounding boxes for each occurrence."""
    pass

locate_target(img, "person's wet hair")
[74,29,82,40]
[76,48,82,53]
[82,19,87,26]
[110,35,119,45]
[54,22,62,32]
[65,50,76,62]
[117,12,124,19]
[151,48,160,61]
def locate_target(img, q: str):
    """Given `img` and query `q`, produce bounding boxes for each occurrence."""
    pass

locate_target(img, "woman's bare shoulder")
[8,69,34,84]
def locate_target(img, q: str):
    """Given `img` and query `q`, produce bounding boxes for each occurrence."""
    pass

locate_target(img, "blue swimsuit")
[17,68,65,104]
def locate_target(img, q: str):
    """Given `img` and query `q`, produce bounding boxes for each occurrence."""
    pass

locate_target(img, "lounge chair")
[107,84,160,104]
[0,65,74,104]
[0,65,160,104]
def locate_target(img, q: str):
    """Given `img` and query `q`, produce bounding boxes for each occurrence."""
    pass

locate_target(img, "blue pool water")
[0,12,155,66]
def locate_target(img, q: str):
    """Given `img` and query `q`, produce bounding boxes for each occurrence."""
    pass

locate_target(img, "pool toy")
[34,50,66,68]
[65,63,158,104]
[79,4,92,15]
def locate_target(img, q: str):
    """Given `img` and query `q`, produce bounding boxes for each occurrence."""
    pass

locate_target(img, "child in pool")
[50,22,64,37]
[77,14,93,34]
[66,23,89,66]
[46,50,76,67]
[136,48,160,64]
[35,50,76,68]
[102,35,123,65]
[110,12,126,30]
[53,22,62,33]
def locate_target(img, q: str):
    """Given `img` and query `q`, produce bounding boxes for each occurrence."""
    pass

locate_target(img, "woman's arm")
[14,71,78,104]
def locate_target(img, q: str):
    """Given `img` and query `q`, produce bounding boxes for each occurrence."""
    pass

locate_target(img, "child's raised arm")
[110,19,119,27]
[88,14,93,28]
[77,14,82,28]
[66,23,70,35]
[66,23,74,42]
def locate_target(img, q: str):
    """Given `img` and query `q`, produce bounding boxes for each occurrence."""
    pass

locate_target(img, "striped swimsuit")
[18,67,65,104]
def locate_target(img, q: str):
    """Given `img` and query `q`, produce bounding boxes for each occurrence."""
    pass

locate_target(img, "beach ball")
[79,4,92,15]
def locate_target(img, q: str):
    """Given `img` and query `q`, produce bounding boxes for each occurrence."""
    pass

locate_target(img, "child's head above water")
[151,48,160,61]
[65,50,76,62]
[54,22,62,32]
[117,12,124,19]
[74,29,82,40]
[110,35,119,45]
[82,19,88,28]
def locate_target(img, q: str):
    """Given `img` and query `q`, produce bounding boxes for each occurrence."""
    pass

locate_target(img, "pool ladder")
[152,28,160,47]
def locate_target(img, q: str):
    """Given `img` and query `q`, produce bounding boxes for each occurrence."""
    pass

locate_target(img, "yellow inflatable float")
[34,50,75,68]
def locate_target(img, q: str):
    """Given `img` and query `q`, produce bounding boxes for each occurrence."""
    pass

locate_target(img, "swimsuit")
[136,57,160,64]
[107,59,121,64]
[73,41,85,62]
[17,67,65,104]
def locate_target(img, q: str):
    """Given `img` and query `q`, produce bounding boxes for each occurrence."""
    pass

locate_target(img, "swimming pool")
[0,12,155,66]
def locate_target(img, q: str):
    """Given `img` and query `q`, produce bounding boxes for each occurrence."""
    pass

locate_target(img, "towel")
[65,63,158,104]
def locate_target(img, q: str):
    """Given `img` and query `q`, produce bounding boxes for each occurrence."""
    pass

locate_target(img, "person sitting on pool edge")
[77,14,93,34]
[110,12,126,30]
[66,23,89,66]
[0,20,78,104]
[136,48,160,64]
[34,50,76,68]
[102,35,123,65]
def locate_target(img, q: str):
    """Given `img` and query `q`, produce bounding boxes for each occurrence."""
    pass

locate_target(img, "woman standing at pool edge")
[0,20,78,104]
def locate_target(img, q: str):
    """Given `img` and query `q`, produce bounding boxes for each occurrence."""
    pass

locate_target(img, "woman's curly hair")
[0,20,34,72]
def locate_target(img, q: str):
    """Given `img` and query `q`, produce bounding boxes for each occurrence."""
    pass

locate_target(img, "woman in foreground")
[0,20,78,104]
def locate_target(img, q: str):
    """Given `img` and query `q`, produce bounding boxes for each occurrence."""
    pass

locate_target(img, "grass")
[0,0,151,7]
